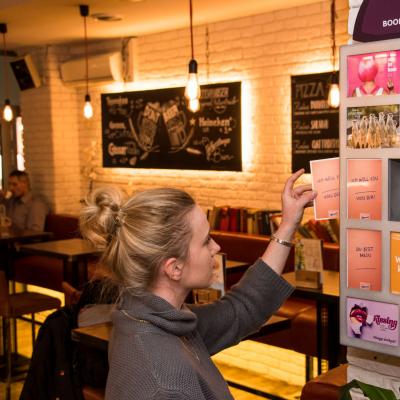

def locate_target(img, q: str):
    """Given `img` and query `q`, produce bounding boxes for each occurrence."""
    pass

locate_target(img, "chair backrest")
[44,214,80,240]
[61,281,82,306]
[0,270,10,316]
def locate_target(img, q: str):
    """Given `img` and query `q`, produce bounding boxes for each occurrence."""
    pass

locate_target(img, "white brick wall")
[20,45,82,213]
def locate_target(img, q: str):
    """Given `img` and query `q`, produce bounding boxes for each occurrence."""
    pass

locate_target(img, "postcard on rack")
[294,238,323,289]
[346,105,400,149]
[310,157,339,220]
[347,159,382,221]
[347,50,400,98]
[390,232,400,294]
[347,228,382,291]
[347,297,399,347]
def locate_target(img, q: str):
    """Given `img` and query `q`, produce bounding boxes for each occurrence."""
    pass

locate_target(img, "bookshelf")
[207,206,339,243]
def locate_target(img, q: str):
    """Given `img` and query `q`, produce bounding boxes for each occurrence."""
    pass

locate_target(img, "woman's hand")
[279,169,317,238]
[261,169,316,274]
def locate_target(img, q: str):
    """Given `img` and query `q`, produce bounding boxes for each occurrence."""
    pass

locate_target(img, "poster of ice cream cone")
[347,50,400,97]
[390,232,400,294]
[347,297,399,346]
[310,157,340,220]
[347,229,381,291]
[347,159,382,220]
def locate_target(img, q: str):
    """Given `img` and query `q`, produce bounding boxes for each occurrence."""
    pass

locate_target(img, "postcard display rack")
[340,38,400,356]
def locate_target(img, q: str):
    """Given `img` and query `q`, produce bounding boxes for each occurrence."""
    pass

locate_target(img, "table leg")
[327,302,341,369]
[316,302,322,375]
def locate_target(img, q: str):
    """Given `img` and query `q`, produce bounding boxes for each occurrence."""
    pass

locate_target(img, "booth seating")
[300,364,347,400]
[210,230,340,365]
[13,214,82,292]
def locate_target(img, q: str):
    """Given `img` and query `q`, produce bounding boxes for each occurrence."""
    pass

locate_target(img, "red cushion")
[13,255,64,292]
[45,214,80,241]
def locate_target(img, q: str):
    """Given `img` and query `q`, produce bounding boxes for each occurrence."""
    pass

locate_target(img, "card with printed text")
[347,159,382,220]
[347,228,382,291]
[310,157,340,220]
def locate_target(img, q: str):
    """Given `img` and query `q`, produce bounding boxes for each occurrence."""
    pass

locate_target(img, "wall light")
[184,0,200,112]
[1,23,13,122]
[80,4,93,119]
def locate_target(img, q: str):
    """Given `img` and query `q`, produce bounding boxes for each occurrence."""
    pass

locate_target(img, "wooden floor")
[1,319,302,400]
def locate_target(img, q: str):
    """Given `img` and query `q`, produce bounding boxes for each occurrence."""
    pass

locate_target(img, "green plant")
[339,379,397,400]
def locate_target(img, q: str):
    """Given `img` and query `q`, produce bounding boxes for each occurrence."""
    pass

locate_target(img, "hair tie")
[114,209,127,228]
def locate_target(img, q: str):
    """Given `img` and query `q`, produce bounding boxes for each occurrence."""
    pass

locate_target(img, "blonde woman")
[80,169,316,400]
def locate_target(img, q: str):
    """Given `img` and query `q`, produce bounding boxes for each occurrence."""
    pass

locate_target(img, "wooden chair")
[61,281,82,306]
[0,271,61,400]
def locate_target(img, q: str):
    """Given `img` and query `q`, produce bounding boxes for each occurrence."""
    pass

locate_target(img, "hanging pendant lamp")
[184,0,200,112]
[80,5,93,119]
[1,23,13,122]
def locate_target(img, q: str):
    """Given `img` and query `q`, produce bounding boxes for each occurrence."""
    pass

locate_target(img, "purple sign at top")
[354,0,400,42]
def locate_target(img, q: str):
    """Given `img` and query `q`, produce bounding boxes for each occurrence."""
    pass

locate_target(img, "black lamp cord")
[1,24,9,104]
[83,13,89,96]
[330,0,336,73]
[189,0,194,60]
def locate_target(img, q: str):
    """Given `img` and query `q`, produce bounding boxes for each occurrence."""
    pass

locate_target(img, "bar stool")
[0,271,61,400]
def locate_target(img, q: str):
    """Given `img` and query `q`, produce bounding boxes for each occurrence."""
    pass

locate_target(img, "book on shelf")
[218,206,230,231]
[228,207,240,232]
[246,209,257,234]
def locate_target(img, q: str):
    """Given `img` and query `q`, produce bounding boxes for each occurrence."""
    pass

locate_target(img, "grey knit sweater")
[105,259,294,400]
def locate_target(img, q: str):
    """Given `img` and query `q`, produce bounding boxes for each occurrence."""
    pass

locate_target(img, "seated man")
[0,170,49,231]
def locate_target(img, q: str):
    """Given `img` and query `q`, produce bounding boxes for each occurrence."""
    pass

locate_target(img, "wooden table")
[19,238,100,286]
[283,270,340,374]
[72,315,291,353]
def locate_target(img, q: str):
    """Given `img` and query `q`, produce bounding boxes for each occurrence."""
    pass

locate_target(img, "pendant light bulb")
[185,59,200,100]
[84,94,93,119]
[328,83,340,108]
[3,99,13,122]
[188,98,200,113]
[327,71,340,108]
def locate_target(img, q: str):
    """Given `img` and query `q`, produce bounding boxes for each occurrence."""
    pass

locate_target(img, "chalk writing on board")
[101,82,242,171]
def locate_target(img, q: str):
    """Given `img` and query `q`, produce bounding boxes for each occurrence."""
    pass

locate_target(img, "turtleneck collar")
[118,290,198,336]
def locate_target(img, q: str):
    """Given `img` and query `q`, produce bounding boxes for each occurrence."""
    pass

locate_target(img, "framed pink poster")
[347,50,400,97]
[347,229,381,291]
[347,159,382,220]
[310,157,340,220]
[347,297,399,346]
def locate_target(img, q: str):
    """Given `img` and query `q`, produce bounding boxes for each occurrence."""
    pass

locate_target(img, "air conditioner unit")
[60,51,124,84]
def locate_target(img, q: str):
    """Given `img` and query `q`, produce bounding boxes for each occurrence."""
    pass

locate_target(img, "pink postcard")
[347,297,399,347]
[347,50,400,97]
[390,232,400,294]
[310,157,340,220]
[347,229,381,291]
[347,159,382,220]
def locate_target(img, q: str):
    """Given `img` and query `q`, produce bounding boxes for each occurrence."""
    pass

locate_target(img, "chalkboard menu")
[101,82,242,171]
[291,72,339,173]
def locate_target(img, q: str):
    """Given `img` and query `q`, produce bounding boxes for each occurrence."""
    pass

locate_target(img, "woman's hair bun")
[80,187,126,250]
